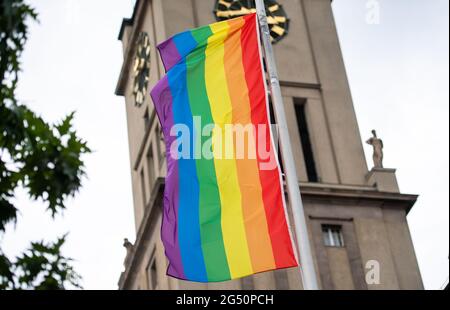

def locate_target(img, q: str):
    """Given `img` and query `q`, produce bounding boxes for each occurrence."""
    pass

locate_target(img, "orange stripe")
[223,18,276,273]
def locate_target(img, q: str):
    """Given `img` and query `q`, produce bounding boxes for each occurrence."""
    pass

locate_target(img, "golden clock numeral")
[269,4,279,12]
[218,0,232,8]
[267,16,286,25]
[274,16,286,23]
[271,25,285,36]
[216,10,230,18]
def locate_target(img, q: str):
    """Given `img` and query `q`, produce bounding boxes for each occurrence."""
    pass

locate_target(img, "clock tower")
[115,0,423,290]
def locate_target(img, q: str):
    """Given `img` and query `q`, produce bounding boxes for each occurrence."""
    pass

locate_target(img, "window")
[146,256,157,290]
[146,144,155,190]
[294,98,318,182]
[143,108,151,132]
[156,125,165,168]
[140,169,146,206]
[322,225,344,247]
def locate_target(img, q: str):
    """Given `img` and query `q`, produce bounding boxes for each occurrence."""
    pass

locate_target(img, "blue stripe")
[172,31,198,62]
[167,62,208,282]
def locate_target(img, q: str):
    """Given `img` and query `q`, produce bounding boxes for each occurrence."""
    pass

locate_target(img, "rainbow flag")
[150,13,298,282]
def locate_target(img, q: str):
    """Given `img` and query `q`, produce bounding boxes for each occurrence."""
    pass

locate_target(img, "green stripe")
[186,27,231,281]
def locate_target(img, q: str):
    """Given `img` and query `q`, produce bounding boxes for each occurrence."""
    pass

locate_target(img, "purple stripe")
[157,38,181,72]
[150,76,184,279]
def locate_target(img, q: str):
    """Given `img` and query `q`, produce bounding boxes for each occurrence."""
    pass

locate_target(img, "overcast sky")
[2,0,448,290]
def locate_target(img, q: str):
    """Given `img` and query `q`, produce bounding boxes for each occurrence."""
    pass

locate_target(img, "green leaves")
[1,104,91,219]
[0,235,82,290]
[0,197,17,232]
[0,0,89,290]
[0,0,37,104]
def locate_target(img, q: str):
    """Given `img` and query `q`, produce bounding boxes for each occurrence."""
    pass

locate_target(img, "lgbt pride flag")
[150,13,298,282]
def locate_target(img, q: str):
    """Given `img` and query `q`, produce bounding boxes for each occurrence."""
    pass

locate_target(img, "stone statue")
[366,130,384,168]
[123,238,133,255]
[123,238,134,267]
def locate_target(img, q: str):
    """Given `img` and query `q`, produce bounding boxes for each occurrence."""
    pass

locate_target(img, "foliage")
[0,235,81,290]
[0,0,90,289]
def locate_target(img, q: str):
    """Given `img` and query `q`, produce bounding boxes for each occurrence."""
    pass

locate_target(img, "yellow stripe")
[205,21,253,278]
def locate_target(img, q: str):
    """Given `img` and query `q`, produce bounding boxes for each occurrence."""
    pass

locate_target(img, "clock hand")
[216,8,256,18]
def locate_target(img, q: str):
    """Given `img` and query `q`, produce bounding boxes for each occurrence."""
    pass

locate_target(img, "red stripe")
[240,14,297,269]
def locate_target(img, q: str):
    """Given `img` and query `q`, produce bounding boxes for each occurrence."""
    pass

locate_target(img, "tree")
[0,0,90,289]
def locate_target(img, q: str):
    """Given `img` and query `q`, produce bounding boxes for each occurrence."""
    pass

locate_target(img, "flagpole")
[254,0,319,290]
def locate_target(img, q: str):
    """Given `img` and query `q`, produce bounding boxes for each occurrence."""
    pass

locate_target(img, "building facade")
[115,0,423,290]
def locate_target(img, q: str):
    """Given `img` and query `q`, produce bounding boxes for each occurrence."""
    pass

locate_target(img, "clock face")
[133,32,151,107]
[214,0,289,43]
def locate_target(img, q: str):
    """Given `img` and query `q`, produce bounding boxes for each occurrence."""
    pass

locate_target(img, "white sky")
[2,0,448,290]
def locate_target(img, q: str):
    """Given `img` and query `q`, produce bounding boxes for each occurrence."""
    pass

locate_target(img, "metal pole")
[255,0,319,290]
